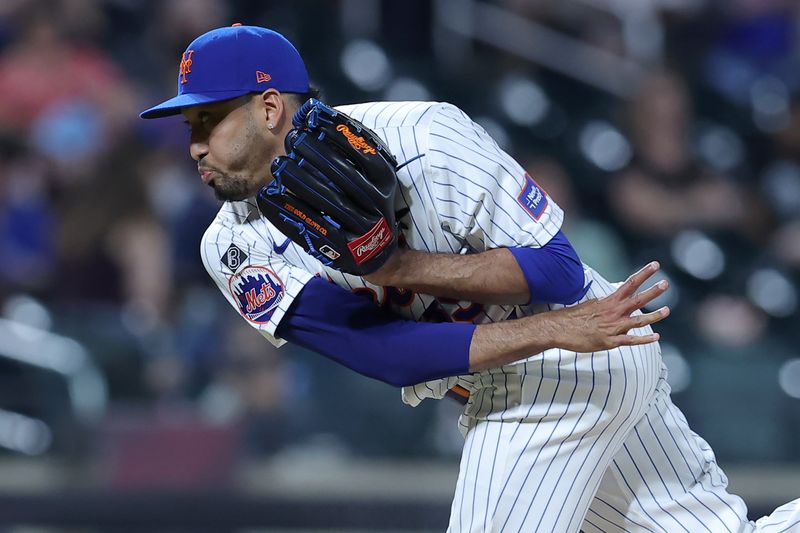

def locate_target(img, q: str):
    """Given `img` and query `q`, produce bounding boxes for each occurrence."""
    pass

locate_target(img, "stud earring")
[267,123,274,129]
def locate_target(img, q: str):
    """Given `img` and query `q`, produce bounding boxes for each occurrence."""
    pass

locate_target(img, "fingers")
[610,332,661,347]
[627,279,669,313]
[627,306,670,330]
[614,261,661,300]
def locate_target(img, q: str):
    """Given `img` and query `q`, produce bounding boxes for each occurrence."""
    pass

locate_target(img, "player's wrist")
[363,247,408,286]
[527,309,566,353]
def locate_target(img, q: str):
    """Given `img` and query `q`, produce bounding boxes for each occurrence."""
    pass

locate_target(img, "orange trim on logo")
[179,50,194,84]
[336,124,377,155]
[256,70,272,83]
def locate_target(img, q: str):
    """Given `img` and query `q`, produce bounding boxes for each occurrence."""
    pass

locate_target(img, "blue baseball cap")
[140,24,309,119]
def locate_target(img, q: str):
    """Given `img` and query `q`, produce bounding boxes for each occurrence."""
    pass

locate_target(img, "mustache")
[198,164,222,174]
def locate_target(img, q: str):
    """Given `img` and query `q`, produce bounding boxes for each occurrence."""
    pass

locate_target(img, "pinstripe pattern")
[584,381,800,533]
[445,269,661,532]
[198,101,799,532]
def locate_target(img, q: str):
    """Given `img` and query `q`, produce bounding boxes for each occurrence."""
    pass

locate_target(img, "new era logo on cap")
[140,24,310,119]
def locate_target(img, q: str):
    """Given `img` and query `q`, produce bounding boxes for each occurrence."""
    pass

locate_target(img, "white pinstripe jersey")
[200,100,574,406]
[198,101,800,533]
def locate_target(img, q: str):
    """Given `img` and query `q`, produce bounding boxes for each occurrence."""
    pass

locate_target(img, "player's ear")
[258,89,287,132]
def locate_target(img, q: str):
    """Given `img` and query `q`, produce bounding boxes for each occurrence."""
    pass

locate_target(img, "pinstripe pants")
[446,349,799,533]
[583,384,800,533]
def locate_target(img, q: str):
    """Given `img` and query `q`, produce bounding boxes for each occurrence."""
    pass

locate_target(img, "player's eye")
[183,111,214,134]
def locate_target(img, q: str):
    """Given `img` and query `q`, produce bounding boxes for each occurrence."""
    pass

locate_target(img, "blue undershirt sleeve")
[508,230,590,306]
[275,277,474,387]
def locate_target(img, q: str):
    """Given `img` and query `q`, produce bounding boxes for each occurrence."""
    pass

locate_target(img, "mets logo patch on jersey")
[228,266,285,324]
[517,172,548,220]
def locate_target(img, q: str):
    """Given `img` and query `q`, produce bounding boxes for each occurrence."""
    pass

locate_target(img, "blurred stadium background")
[0,0,799,530]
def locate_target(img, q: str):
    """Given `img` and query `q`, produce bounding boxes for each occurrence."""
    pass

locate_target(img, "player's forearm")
[281,280,588,384]
[279,262,668,387]
[365,247,530,305]
[469,272,669,372]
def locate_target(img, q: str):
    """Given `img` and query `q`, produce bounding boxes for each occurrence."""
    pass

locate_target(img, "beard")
[210,171,260,202]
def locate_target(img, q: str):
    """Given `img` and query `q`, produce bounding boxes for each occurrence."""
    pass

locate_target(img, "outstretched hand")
[549,262,670,353]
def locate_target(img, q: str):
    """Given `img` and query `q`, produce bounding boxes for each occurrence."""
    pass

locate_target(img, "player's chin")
[212,181,259,202]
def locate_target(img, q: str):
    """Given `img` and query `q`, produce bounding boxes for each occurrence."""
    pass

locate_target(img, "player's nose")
[189,140,209,162]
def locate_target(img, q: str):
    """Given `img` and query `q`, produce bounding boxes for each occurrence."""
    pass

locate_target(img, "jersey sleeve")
[425,103,564,250]
[200,213,315,347]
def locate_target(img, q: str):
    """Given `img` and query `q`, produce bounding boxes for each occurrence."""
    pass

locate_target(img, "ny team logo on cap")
[179,50,194,84]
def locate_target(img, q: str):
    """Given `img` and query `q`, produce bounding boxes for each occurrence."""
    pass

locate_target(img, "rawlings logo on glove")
[256,99,400,276]
[336,124,378,155]
[349,217,393,264]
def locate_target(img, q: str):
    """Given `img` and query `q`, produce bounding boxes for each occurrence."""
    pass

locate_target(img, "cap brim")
[139,90,251,119]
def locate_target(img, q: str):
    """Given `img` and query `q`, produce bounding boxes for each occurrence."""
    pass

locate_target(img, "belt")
[445,384,470,405]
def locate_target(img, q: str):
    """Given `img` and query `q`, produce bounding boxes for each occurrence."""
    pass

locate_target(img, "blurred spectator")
[0,134,54,295]
[0,2,133,138]
[609,69,764,241]
[764,102,800,271]
[53,136,171,323]
[202,319,294,457]
[138,145,220,286]
[703,0,800,103]
[695,293,768,348]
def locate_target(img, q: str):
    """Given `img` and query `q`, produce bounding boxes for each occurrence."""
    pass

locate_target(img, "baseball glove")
[257,99,400,275]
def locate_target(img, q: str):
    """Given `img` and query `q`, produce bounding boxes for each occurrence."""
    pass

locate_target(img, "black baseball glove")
[257,99,400,275]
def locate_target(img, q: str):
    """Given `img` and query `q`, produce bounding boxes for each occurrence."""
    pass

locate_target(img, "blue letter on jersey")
[229,266,285,323]
[517,172,548,220]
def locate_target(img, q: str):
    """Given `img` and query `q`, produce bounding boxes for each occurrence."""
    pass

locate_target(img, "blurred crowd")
[0,0,799,489]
